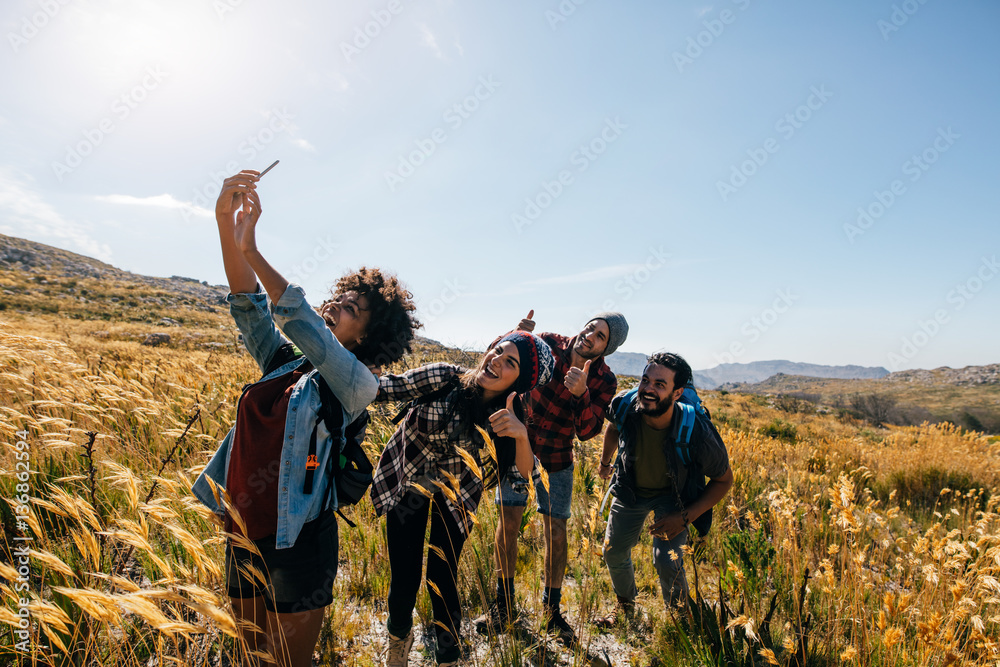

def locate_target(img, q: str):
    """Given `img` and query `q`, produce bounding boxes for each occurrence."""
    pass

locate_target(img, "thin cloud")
[291,138,317,153]
[454,38,464,57]
[0,168,113,261]
[418,23,444,60]
[519,265,641,287]
[94,193,212,218]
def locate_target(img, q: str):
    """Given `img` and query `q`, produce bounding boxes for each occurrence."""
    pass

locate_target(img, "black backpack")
[262,343,373,526]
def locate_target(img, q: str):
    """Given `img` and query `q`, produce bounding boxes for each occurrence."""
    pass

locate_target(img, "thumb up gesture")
[489,393,528,442]
[564,359,592,397]
[517,309,536,332]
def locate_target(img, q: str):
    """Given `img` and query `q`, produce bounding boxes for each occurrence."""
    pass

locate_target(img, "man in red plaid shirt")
[477,309,628,639]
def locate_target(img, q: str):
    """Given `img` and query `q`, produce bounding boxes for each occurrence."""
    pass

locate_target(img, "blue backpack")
[609,380,713,536]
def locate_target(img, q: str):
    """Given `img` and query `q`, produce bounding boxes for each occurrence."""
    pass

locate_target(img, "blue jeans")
[602,494,689,608]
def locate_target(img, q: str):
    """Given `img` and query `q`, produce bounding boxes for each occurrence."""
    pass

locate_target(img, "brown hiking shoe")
[593,599,637,630]
[386,628,414,667]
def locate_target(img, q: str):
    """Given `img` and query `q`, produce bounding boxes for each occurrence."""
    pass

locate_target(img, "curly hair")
[647,351,692,390]
[323,266,420,366]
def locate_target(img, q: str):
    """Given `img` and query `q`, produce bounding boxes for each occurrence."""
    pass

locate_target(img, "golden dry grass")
[1,313,998,666]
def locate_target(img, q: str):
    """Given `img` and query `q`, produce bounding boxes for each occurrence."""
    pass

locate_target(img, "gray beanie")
[589,312,628,356]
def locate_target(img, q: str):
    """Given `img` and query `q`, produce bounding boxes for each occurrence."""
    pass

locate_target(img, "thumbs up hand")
[488,393,528,441]
[564,359,591,398]
[517,309,536,332]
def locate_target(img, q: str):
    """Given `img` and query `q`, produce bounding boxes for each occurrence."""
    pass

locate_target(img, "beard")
[573,338,603,360]
[634,392,674,417]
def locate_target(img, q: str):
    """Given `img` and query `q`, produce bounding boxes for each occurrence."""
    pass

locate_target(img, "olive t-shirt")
[635,420,672,499]
[612,395,730,500]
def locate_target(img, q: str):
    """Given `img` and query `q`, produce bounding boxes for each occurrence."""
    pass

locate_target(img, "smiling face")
[319,291,372,352]
[475,341,521,400]
[635,363,685,418]
[573,319,610,359]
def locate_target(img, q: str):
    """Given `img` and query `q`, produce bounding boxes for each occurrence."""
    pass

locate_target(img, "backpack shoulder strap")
[613,388,639,431]
[304,371,345,495]
[674,402,696,464]
[262,342,304,378]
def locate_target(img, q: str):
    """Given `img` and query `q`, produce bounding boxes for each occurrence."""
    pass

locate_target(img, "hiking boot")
[593,600,636,630]
[543,607,576,642]
[474,601,519,635]
[386,628,414,667]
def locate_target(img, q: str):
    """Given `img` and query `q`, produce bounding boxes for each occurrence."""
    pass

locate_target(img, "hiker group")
[193,170,733,667]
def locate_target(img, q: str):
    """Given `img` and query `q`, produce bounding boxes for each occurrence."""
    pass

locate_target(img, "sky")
[1,0,997,372]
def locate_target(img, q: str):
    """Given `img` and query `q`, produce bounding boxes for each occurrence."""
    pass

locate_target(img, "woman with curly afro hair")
[192,170,420,667]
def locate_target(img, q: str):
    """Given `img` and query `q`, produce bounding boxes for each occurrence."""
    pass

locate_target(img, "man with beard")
[478,311,626,639]
[596,352,732,623]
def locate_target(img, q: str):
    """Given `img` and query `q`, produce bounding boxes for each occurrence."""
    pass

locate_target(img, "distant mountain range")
[605,352,890,389]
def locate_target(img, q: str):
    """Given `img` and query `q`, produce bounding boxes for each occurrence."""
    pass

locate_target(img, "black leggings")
[386,491,468,662]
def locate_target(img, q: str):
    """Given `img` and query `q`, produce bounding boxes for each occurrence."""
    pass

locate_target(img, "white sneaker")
[386,629,414,667]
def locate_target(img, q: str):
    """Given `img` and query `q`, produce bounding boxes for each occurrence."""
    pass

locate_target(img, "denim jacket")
[191,283,378,549]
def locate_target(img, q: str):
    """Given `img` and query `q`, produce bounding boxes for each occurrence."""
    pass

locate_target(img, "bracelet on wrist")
[600,459,611,467]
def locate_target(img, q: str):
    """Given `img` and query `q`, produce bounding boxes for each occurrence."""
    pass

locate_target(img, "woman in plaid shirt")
[371,331,555,667]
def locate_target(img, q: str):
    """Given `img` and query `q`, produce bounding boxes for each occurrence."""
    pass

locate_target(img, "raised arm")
[229,182,289,306]
[376,362,462,404]
[215,171,260,295]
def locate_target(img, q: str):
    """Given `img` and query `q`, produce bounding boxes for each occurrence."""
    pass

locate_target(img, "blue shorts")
[496,462,574,520]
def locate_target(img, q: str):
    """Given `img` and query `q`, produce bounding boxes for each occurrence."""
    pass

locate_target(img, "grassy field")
[2,308,1000,666]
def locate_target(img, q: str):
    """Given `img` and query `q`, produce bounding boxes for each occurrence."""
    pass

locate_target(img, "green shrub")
[759,418,796,443]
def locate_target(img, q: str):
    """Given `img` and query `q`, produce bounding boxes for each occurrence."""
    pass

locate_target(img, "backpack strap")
[304,371,345,496]
[613,388,639,431]
[263,342,303,377]
[674,402,696,464]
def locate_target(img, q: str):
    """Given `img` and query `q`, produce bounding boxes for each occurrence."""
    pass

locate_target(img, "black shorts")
[225,510,339,614]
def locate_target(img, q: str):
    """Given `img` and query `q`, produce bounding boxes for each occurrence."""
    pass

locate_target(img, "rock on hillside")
[885,364,1000,386]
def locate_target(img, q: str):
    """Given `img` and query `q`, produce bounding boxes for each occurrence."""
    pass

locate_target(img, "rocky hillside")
[884,365,1000,387]
[724,367,1000,433]
[0,232,229,313]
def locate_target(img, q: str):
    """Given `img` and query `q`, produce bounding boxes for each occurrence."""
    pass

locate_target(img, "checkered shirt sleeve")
[370,362,538,536]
